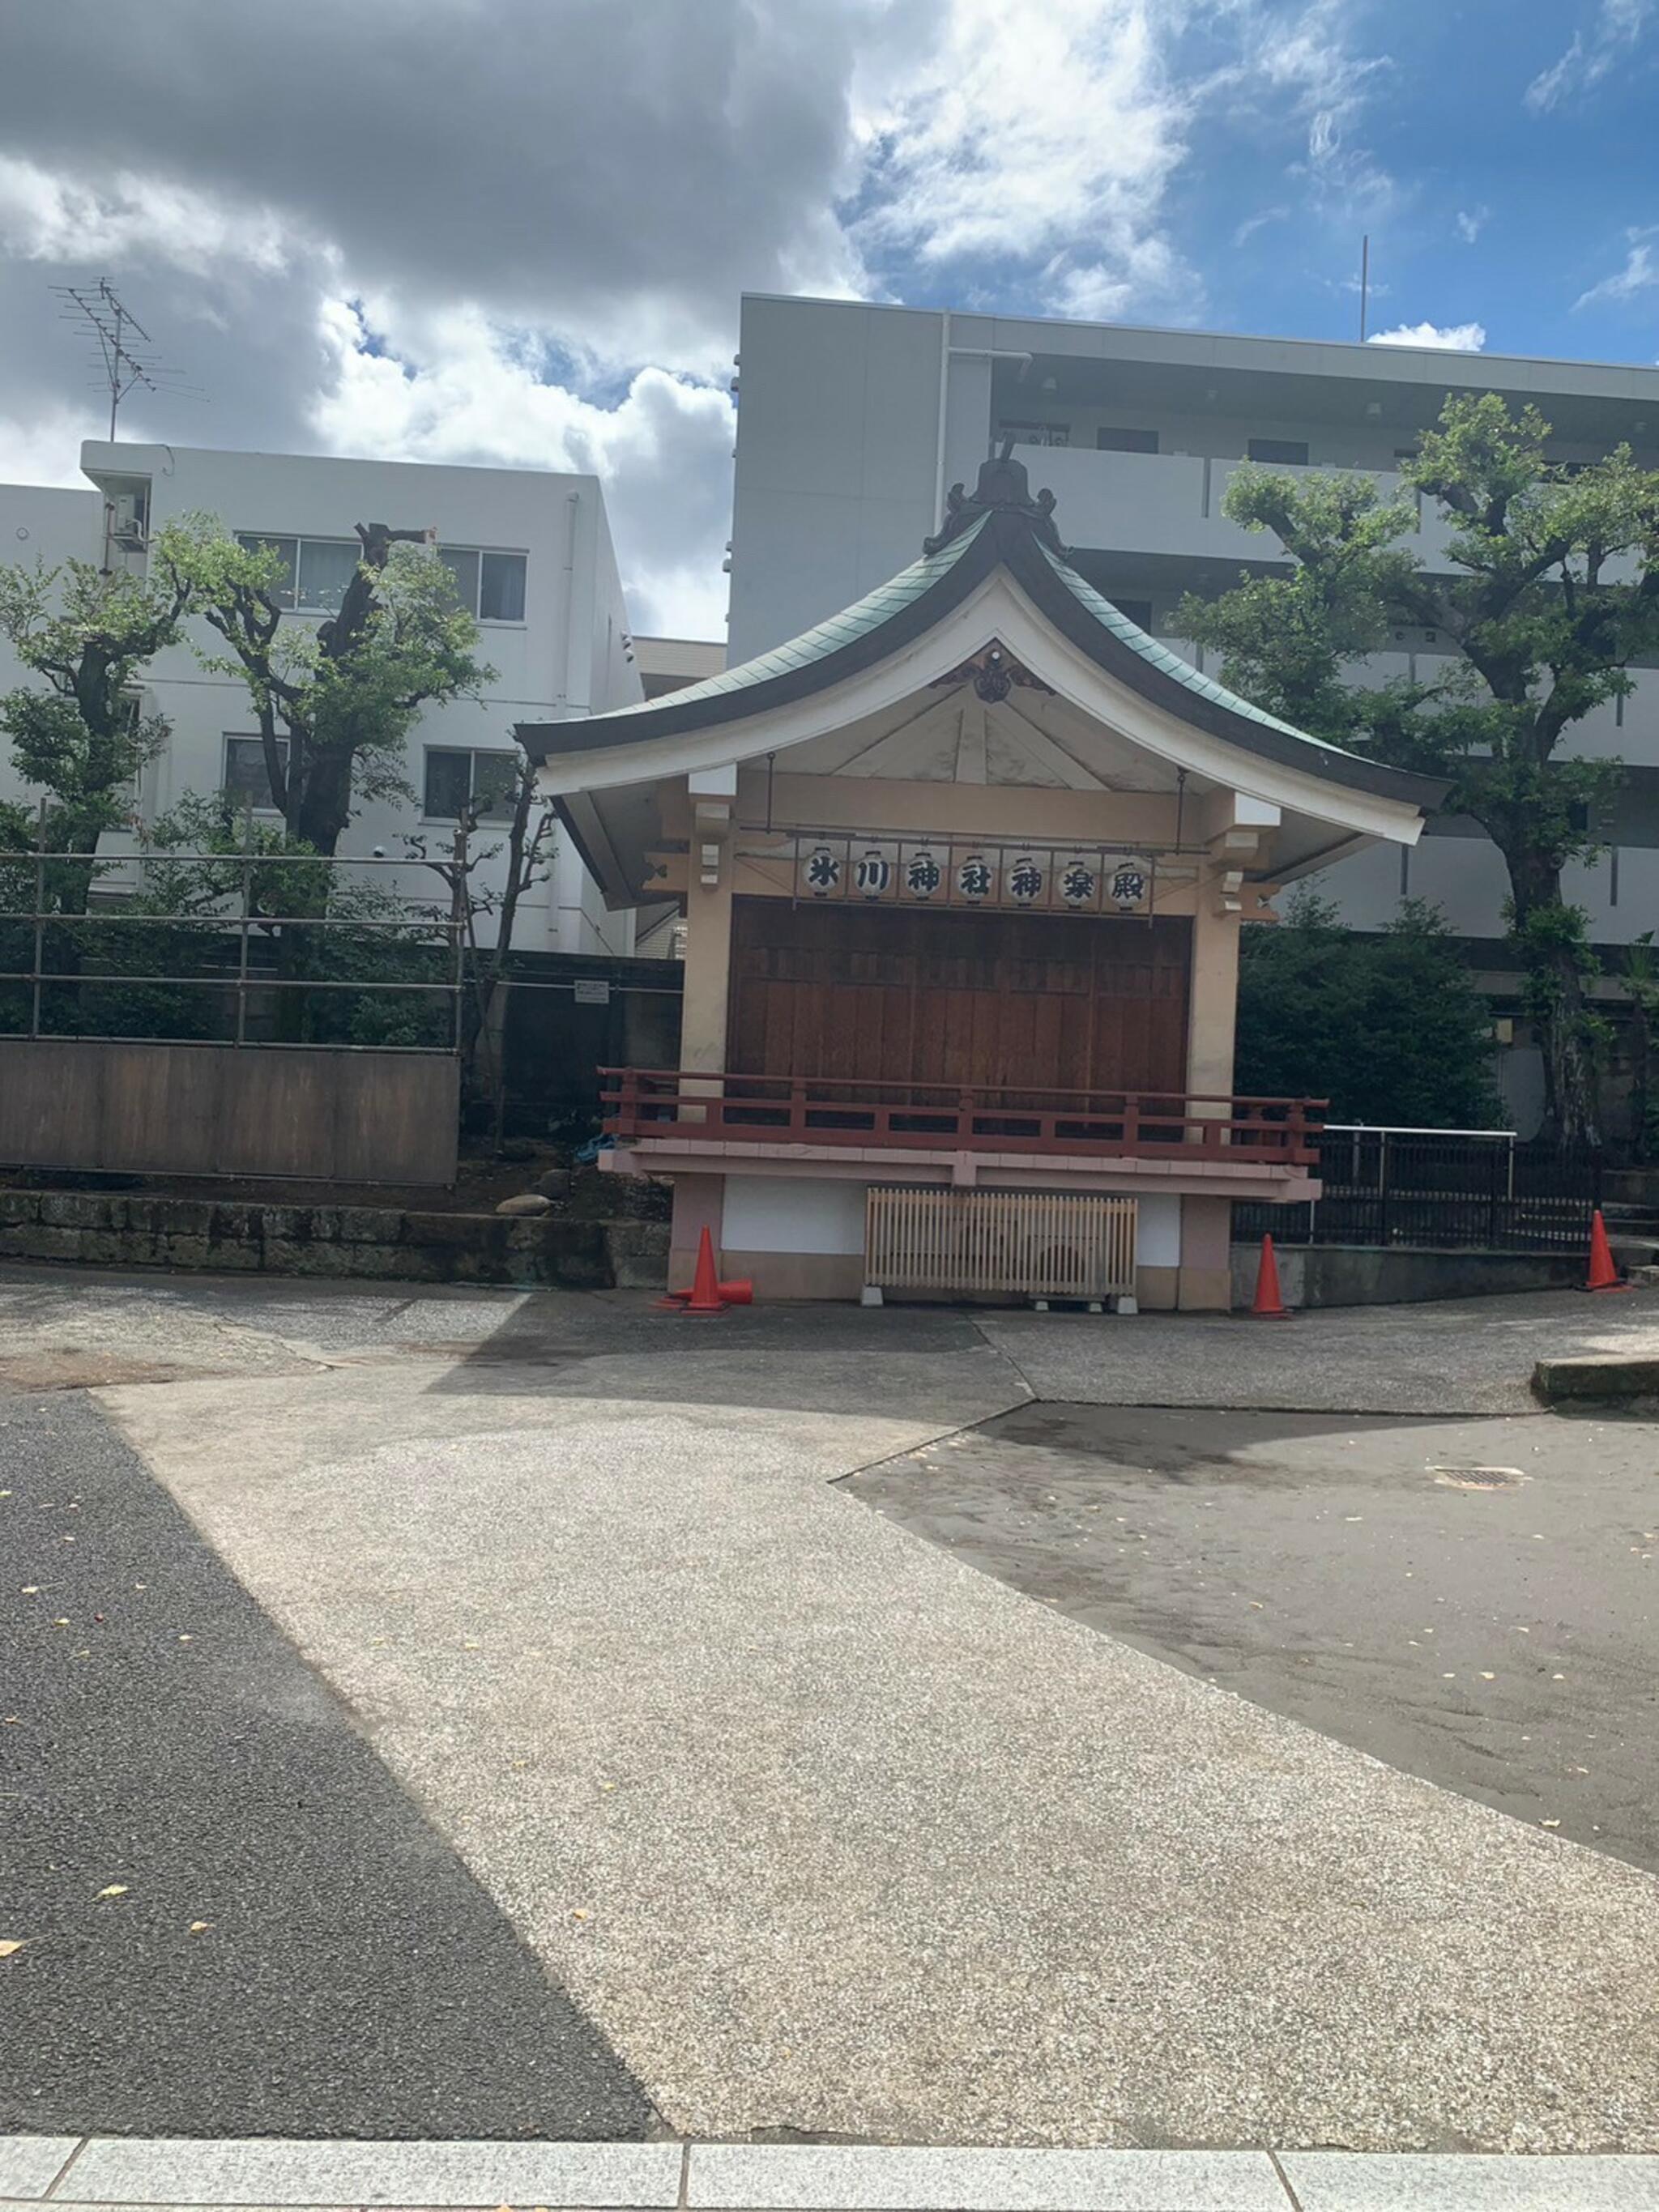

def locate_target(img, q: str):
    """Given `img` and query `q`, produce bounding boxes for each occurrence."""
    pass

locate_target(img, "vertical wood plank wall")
[728,899,1191,1095]
[0,1038,459,1184]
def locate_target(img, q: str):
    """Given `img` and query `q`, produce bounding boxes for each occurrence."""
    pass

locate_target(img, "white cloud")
[853,0,1200,318]
[1234,205,1291,246]
[0,156,289,277]
[1456,207,1489,244]
[0,400,106,488]
[1227,0,1395,215]
[313,300,736,639]
[1367,321,1487,352]
[1575,236,1659,308]
[1526,0,1653,111]
[0,0,1403,631]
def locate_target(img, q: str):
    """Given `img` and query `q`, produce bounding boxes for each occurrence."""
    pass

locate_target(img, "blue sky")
[1205,3,1658,362]
[855,1,1659,367]
[0,0,1656,631]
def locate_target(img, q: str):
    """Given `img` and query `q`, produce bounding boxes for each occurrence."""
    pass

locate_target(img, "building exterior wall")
[0,486,105,803]
[728,295,1659,951]
[728,298,945,663]
[0,445,642,954]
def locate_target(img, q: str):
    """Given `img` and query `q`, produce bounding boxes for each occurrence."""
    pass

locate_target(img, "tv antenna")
[52,279,200,439]
[1358,234,1370,343]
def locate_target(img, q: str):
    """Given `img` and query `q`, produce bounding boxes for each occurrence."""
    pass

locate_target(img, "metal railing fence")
[0,842,466,1053]
[1235,1124,1601,1254]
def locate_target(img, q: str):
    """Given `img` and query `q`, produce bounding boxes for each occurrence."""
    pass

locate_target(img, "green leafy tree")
[157,518,492,855]
[1178,395,1659,1148]
[1237,891,1502,1128]
[0,553,193,910]
[132,791,453,1048]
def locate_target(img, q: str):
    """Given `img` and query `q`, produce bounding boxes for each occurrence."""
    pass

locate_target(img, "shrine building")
[519,452,1444,1311]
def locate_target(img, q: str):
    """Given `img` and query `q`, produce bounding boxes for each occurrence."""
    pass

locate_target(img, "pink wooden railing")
[599,1068,1325,1166]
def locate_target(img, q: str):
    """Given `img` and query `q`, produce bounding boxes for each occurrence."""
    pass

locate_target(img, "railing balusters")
[599,1067,1326,1167]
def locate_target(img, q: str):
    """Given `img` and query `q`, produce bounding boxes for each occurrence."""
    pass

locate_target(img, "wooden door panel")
[728,898,1190,1097]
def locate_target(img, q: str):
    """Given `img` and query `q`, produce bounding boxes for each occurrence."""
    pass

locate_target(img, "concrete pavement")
[7,1265,1659,2155]
[101,1353,1659,2148]
[9,2136,1659,2211]
[981,1285,1659,1414]
[852,1403,1659,1874]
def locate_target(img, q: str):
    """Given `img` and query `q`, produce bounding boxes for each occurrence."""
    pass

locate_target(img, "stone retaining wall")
[0,1190,669,1290]
[1230,1239,1585,1310]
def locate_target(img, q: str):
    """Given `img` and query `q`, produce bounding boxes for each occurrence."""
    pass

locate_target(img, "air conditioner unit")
[109,492,147,548]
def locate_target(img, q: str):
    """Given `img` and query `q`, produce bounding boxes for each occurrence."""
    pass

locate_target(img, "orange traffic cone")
[681,1225,727,1315]
[1251,1233,1290,1318]
[1584,1208,1631,1294]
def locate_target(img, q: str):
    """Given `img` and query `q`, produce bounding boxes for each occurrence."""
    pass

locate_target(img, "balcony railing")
[601,1069,1325,1165]
[1007,445,1465,573]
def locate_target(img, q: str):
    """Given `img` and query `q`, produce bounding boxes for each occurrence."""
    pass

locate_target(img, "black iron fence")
[0,845,464,1053]
[1235,1125,1602,1254]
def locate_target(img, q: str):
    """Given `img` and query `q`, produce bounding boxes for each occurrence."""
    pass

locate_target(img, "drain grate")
[1430,1464,1526,1491]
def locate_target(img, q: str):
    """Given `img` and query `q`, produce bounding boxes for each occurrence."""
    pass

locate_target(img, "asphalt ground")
[106,1358,1659,2151]
[10,1266,1659,1420]
[7,1265,1659,2150]
[849,1402,1659,1875]
[980,1285,1659,1414]
[0,1391,656,2139]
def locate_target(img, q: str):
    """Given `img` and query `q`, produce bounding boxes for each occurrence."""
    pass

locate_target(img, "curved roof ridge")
[519,480,1445,816]
[591,514,989,724]
[1034,540,1358,762]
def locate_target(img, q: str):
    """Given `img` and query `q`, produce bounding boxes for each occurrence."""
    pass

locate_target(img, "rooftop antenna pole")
[52,279,199,441]
[1358,235,1370,343]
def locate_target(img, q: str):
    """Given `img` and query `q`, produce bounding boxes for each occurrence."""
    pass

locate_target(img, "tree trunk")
[294,749,353,858]
[1631,1007,1653,1164]
[1503,848,1601,1151]
[1540,946,1601,1151]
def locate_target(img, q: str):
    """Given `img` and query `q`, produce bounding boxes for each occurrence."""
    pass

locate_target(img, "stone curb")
[5,2140,1659,2212]
[1531,1351,1659,1404]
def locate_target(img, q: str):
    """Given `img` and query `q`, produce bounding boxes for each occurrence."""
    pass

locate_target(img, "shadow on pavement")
[851,1398,1659,1877]
[1,1391,657,2139]
[416,1294,1030,1426]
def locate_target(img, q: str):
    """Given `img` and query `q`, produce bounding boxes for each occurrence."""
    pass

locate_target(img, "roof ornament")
[923,434,1070,560]
[931,639,1055,702]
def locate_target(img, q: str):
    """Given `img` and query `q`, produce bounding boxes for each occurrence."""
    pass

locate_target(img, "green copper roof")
[597,515,991,722]
[1034,539,1359,762]
[589,502,1366,769]
[521,458,1445,816]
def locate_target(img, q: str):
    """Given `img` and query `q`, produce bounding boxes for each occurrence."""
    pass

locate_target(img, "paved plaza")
[5,1265,1659,2188]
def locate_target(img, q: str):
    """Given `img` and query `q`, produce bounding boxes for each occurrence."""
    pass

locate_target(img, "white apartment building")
[727,296,1659,957]
[0,441,646,953]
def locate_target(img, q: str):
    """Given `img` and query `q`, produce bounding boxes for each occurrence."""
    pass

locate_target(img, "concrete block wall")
[0,1191,668,1290]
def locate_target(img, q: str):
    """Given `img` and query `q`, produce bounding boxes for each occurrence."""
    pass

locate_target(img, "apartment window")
[236,533,363,614]
[1109,597,1154,630]
[1247,437,1310,465]
[1096,427,1159,454]
[423,747,518,824]
[1000,420,1071,448]
[438,546,527,623]
[224,735,288,814]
